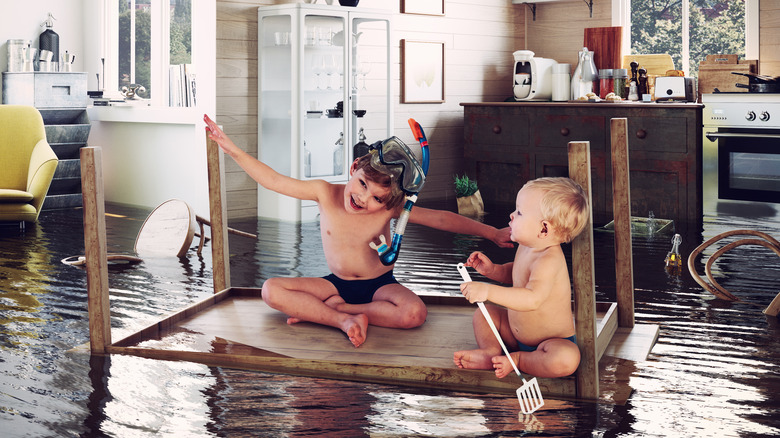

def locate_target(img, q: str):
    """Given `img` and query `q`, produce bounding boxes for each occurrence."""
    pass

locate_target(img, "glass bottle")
[39,12,59,71]
[353,127,370,159]
[304,141,312,178]
[333,132,344,175]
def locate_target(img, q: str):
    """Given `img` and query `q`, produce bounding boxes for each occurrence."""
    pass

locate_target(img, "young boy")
[453,177,589,379]
[204,115,512,348]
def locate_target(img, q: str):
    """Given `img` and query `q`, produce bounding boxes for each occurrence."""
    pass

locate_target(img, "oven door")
[703,128,780,216]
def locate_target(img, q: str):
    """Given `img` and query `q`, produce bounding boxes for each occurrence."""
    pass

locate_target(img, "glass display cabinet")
[258,4,392,221]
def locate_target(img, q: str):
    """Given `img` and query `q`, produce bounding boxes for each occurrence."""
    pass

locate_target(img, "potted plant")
[454,174,484,217]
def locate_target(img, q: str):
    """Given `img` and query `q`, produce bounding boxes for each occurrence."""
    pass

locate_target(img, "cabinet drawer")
[465,107,529,146]
[34,73,88,108]
[626,117,688,154]
[530,114,606,149]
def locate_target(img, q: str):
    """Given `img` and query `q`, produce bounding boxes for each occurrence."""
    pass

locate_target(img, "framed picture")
[402,0,445,16]
[401,40,445,104]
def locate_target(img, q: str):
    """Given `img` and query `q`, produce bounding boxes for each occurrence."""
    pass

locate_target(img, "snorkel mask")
[368,119,430,265]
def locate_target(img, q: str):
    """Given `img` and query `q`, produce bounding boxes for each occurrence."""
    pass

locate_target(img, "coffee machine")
[513,50,558,101]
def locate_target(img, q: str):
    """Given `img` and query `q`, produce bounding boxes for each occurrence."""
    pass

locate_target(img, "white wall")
[1,1,92,87]
[2,1,217,218]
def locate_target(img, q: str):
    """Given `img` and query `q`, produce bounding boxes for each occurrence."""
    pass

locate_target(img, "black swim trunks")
[322,270,399,304]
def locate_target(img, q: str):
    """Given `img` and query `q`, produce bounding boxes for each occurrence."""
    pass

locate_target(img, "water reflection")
[0,203,779,436]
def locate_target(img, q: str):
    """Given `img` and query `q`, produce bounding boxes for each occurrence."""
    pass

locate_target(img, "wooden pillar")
[610,118,635,328]
[568,141,599,400]
[206,134,231,293]
[764,293,780,317]
[80,147,112,353]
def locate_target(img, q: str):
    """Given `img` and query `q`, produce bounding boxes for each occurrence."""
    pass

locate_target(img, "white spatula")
[457,263,544,414]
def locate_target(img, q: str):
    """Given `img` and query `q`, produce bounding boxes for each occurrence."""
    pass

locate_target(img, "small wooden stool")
[688,229,780,316]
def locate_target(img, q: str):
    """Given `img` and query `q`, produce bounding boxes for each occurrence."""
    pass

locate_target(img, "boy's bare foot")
[287,295,346,324]
[342,314,368,347]
[453,349,494,370]
[492,353,519,378]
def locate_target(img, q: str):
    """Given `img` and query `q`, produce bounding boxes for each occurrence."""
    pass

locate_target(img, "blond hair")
[522,177,589,243]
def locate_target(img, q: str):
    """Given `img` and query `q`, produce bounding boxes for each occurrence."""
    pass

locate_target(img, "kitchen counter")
[461,101,703,228]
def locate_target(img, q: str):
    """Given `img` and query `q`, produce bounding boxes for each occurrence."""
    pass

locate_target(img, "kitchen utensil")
[22,45,36,72]
[551,64,571,102]
[731,72,780,93]
[571,47,597,100]
[61,51,74,72]
[456,263,545,414]
[583,26,622,71]
[6,39,28,72]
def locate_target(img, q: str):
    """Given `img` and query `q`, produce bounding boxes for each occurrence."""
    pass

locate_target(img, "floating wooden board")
[98,287,655,404]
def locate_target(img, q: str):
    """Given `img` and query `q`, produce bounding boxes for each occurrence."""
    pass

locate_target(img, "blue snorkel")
[369,118,430,266]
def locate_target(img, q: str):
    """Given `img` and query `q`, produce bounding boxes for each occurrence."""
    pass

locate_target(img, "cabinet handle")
[492,125,502,134]
[560,128,570,136]
[636,129,647,139]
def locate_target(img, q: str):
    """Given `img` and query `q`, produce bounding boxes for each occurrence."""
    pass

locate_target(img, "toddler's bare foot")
[492,353,520,378]
[286,316,302,324]
[341,314,368,347]
[453,349,494,370]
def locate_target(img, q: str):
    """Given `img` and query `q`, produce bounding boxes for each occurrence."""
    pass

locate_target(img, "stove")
[701,93,780,219]
[703,92,780,129]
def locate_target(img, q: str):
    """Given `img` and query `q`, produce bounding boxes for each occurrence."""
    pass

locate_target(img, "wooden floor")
[106,288,657,405]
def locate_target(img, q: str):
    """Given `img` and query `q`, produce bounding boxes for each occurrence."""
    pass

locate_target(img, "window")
[618,0,757,78]
[104,0,192,106]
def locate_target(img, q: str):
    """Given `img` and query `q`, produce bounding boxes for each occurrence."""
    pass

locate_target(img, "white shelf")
[88,105,203,125]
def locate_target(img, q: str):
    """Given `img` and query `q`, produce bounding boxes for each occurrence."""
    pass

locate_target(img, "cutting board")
[622,54,675,76]
[698,62,757,95]
[584,27,623,70]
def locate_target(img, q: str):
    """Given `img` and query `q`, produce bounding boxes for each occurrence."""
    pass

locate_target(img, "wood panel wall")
[216,0,780,220]
[761,1,780,75]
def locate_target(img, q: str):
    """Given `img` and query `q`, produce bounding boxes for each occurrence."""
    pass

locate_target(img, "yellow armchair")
[0,105,59,223]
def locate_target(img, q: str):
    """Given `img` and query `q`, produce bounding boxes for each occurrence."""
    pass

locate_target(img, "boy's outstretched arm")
[204,114,321,202]
[409,206,513,248]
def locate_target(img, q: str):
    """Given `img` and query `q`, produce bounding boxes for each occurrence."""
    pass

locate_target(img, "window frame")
[103,0,184,106]
[612,0,758,76]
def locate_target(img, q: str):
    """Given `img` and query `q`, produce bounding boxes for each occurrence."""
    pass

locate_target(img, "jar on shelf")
[598,69,613,100]
[613,68,628,99]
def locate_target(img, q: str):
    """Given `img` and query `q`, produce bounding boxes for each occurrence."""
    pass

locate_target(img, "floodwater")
[1,202,779,437]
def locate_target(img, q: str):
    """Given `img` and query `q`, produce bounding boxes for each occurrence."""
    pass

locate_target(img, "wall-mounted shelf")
[512,0,594,21]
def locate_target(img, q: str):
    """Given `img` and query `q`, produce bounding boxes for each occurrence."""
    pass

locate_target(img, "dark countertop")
[460,101,704,109]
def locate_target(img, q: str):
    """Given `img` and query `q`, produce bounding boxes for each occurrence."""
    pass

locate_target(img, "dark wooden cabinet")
[462,102,703,227]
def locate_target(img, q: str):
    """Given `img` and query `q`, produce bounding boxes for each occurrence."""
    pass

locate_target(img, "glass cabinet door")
[302,14,347,179]
[259,5,392,221]
[350,16,390,164]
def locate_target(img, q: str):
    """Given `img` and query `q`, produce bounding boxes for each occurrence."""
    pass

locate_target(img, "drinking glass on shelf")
[312,55,325,89]
[357,60,372,91]
[323,55,337,90]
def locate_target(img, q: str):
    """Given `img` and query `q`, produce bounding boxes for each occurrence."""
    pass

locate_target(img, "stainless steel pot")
[732,72,780,93]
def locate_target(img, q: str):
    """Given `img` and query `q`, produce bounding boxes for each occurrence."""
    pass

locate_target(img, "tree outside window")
[116,0,191,101]
[631,0,746,78]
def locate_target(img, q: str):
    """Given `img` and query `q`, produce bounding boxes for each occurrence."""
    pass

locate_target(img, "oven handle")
[705,131,780,142]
